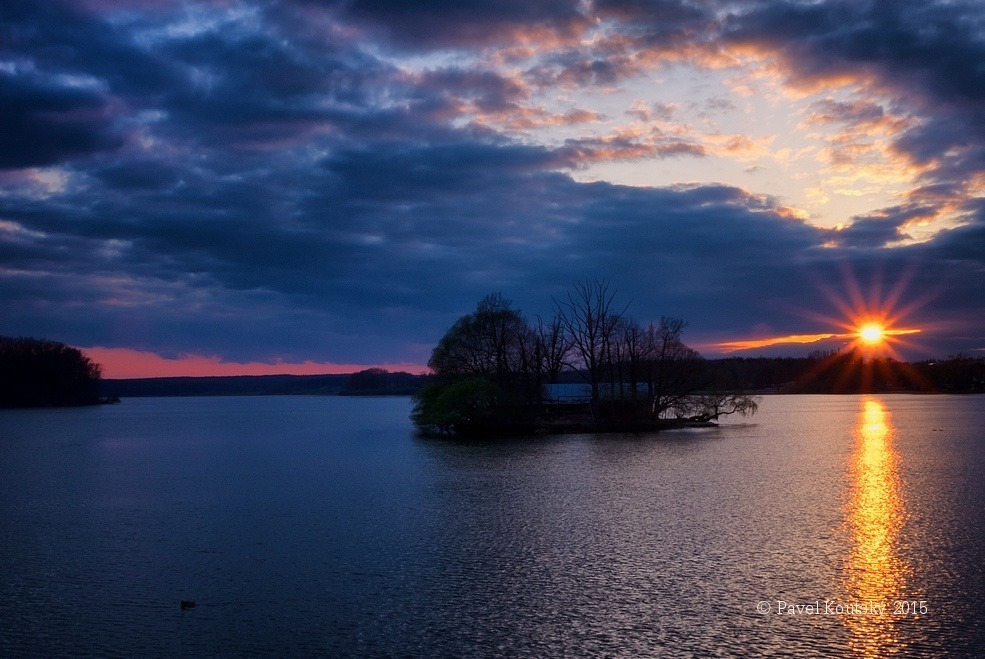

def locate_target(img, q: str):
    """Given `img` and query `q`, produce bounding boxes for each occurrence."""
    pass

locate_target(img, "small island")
[412,282,759,437]
[0,337,106,408]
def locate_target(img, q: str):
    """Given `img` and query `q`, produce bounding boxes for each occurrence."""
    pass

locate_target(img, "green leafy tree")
[414,294,533,434]
[411,378,502,435]
[427,292,529,390]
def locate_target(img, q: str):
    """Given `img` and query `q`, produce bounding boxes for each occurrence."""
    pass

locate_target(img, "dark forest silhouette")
[339,368,422,395]
[699,350,985,394]
[0,337,102,408]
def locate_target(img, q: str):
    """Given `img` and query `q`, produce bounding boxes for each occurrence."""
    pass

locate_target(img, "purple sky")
[1,0,983,376]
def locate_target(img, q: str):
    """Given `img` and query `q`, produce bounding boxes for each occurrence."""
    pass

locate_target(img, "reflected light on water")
[846,398,909,657]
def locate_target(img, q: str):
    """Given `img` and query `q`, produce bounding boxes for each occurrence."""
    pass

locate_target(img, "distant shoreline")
[97,353,985,400]
[99,372,424,399]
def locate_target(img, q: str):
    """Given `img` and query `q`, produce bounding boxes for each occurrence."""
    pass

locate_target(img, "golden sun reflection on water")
[846,398,909,657]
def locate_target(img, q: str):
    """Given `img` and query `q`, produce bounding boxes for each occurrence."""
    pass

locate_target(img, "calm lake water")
[1,394,984,656]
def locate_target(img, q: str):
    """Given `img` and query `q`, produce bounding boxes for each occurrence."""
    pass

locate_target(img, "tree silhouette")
[555,279,625,404]
[412,285,754,436]
[0,337,102,407]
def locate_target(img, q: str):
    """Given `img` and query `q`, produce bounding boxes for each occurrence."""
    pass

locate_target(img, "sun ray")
[714,268,931,358]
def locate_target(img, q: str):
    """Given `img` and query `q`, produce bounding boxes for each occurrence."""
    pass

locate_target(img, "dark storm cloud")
[891,115,983,176]
[932,201,985,265]
[0,68,127,168]
[304,142,837,339]
[0,0,179,94]
[153,23,392,149]
[835,211,915,249]
[725,0,985,105]
[593,0,712,46]
[2,0,410,157]
[94,159,182,191]
[326,0,590,49]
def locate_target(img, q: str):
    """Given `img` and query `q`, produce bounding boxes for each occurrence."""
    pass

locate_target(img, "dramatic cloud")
[0,67,128,168]
[1,0,983,373]
[724,0,985,184]
[332,0,591,50]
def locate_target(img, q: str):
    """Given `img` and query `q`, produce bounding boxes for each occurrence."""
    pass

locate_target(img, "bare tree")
[618,318,648,401]
[643,317,703,416]
[534,313,571,384]
[515,312,575,407]
[556,279,625,404]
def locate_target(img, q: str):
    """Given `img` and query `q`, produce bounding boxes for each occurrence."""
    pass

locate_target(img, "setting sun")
[859,323,885,345]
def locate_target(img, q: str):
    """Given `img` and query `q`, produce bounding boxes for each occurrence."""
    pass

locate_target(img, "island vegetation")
[0,337,104,408]
[411,281,759,436]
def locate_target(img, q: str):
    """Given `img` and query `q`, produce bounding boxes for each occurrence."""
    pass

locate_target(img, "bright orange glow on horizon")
[715,327,920,353]
[82,346,429,379]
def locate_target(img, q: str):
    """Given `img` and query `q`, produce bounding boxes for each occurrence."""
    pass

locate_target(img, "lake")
[1,395,983,656]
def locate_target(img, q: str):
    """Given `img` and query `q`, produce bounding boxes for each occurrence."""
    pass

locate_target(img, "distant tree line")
[340,368,426,395]
[0,337,102,408]
[917,354,985,393]
[413,282,758,436]
[101,374,352,398]
[96,352,983,403]
[101,370,429,398]
[701,351,985,394]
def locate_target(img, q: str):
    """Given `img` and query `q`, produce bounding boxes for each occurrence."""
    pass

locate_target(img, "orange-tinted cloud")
[82,347,428,379]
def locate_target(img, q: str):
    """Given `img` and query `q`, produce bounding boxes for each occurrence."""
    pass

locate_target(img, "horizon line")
[81,346,431,380]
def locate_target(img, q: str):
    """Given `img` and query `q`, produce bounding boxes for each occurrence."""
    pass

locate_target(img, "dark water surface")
[1,395,984,656]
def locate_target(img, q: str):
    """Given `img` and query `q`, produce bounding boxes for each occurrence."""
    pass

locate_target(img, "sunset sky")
[2,0,984,377]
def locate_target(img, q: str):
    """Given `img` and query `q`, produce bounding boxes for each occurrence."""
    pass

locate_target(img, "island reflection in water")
[846,398,910,657]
